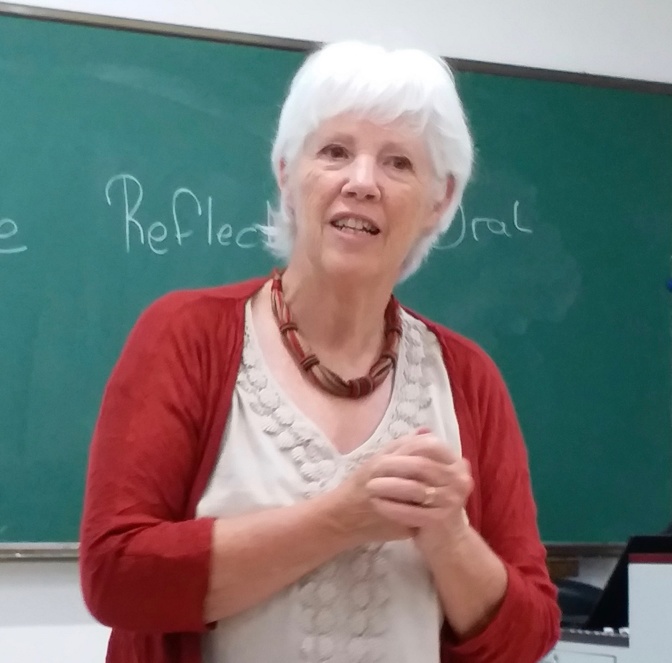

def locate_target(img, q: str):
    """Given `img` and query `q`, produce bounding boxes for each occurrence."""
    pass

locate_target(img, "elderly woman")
[80,41,560,663]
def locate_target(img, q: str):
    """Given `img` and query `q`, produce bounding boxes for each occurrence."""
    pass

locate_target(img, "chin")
[318,249,386,283]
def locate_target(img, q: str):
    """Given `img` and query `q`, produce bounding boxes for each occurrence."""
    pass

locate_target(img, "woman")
[80,40,560,663]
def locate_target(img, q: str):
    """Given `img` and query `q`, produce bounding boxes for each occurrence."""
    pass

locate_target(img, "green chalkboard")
[0,12,671,544]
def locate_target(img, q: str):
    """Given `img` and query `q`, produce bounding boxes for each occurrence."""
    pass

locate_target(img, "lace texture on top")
[237,310,433,663]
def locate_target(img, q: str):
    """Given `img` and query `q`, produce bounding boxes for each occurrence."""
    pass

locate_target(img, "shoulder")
[124,277,266,350]
[400,305,519,445]
[136,278,266,320]
[143,277,265,318]
[402,306,503,388]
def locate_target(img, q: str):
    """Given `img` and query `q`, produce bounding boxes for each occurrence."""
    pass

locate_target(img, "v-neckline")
[243,299,409,460]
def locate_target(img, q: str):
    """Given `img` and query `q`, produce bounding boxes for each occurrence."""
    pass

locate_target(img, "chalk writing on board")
[0,217,27,255]
[105,173,533,255]
[436,200,532,250]
[105,173,260,254]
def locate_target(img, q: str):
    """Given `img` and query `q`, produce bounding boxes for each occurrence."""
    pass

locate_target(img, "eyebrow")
[381,141,413,155]
[318,132,355,146]
[317,133,414,155]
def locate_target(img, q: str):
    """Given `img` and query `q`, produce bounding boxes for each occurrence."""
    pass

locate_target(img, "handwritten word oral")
[437,201,532,250]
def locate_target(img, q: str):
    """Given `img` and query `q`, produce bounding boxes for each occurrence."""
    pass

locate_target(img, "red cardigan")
[79,277,560,663]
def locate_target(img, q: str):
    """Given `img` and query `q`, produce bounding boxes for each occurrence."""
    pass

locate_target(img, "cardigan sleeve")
[79,294,221,633]
[441,341,561,663]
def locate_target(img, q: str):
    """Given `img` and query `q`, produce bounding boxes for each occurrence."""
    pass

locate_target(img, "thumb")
[382,428,433,454]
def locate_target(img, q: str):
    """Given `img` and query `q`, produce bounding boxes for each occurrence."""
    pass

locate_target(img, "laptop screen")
[584,534,672,630]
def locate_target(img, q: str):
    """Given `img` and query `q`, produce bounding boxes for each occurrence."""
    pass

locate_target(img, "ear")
[277,158,294,211]
[277,158,289,190]
[434,175,456,217]
[422,175,456,233]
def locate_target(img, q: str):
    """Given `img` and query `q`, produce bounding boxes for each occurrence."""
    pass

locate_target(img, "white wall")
[0,562,110,662]
[5,0,672,84]
[1,1,670,660]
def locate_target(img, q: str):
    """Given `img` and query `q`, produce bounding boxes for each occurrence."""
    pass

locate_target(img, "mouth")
[329,216,380,236]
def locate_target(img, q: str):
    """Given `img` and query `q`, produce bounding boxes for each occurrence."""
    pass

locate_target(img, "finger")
[392,437,460,464]
[379,427,434,455]
[369,467,473,507]
[367,476,428,506]
[379,429,429,454]
[369,455,452,486]
[370,497,438,529]
[379,436,411,454]
[440,460,475,501]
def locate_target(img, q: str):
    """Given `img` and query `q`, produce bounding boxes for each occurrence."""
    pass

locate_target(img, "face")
[279,113,454,284]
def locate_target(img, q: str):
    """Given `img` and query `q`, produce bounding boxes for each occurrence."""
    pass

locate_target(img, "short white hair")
[263,40,474,281]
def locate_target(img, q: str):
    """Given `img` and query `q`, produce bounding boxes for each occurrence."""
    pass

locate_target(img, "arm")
[418,525,508,640]
[80,296,410,632]
[441,350,561,663]
[204,498,353,622]
[204,481,408,622]
[334,337,559,661]
[367,435,509,640]
[79,295,219,632]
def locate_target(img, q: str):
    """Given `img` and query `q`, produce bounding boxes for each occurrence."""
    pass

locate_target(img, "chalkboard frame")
[2,2,671,96]
[0,2,670,560]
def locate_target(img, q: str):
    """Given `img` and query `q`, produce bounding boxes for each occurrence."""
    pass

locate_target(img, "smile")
[329,217,380,235]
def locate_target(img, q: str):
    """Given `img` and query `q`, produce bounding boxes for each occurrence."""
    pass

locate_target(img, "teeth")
[332,217,377,233]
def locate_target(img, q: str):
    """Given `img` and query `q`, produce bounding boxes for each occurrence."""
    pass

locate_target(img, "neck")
[278,263,395,368]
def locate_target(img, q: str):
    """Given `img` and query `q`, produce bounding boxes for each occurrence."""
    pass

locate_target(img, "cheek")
[388,186,427,220]
[301,174,336,215]
[387,192,437,242]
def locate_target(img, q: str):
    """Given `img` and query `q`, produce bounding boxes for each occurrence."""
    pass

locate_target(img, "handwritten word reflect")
[105,174,259,254]
[0,218,27,255]
[437,201,532,250]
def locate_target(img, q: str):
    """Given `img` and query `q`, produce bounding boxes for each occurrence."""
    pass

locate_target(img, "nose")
[341,155,381,201]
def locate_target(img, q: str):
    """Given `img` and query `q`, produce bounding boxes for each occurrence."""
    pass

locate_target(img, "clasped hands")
[340,427,474,549]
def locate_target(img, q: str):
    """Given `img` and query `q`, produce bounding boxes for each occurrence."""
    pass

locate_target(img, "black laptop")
[583,534,672,630]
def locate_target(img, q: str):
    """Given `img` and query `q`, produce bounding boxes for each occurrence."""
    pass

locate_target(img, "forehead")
[308,112,427,151]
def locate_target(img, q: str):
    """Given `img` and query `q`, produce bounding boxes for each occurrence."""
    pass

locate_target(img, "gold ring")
[422,486,437,507]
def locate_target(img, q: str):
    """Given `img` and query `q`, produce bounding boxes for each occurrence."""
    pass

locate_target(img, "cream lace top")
[197,303,463,663]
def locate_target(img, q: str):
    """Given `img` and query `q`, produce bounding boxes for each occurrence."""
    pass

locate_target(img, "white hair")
[263,40,474,281]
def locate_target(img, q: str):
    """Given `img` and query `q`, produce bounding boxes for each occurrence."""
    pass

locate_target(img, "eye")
[388,155,413,171]
[321,144,349,160]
